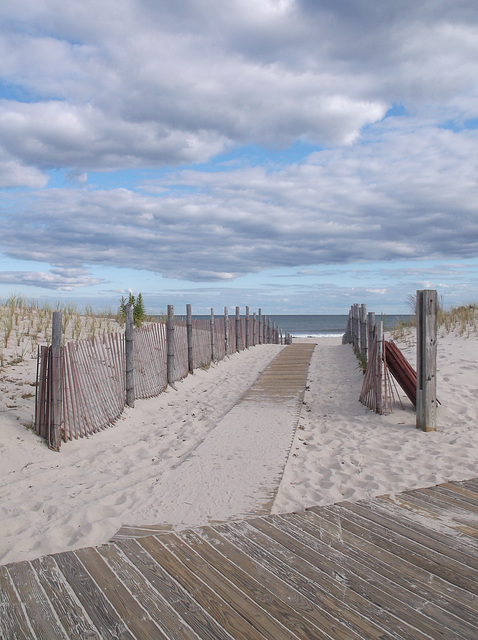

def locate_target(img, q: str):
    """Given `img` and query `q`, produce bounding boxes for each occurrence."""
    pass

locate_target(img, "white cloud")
[2,1,477,179]
[0,268,101,291]
[0,1,477,309]
[1,116,477,285]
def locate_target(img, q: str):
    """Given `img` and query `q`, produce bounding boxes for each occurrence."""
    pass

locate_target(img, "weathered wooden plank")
[111,524,173,542]
[31,555,101,640]
[0,565,36,640]
[188,525,391,640]
[98,542,198,640]
[371,494,478,557]
[302,506,478,621]
[347,496,478,567]
[272,511,475,640]
[142,532,293,640]
[6,561,67,639]
[54,551,135,639]
[288,510,478,638]
[75,547,166,640]
[321,502,478,594]
[218,519,413,639]
[375,493,478,548]
[180,528,338,640]
[250,515,449,640]
[119,538,235,640]
[389,491,478,543]
[463,478,478,492]
[409,485,478,516]
[439,481,478,505]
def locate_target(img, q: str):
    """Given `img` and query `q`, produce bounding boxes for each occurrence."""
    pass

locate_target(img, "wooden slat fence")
[348,292,437,428]
[173,321,189,381]
[133,322,168,399]
[213,317,226,361]
[36,333,125,442]
[35,308,292,449]
[191,318,212,369]
[227,316,237,356]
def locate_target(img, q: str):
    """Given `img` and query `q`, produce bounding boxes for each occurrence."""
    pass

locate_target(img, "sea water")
[267,314,413,338]
[160,313,413,339]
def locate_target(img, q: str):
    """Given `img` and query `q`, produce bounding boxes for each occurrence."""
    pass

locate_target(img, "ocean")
[267,314,413,338]
[168,313,414,339]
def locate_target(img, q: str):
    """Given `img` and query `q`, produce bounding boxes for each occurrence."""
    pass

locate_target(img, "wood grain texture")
[2,478,477,640]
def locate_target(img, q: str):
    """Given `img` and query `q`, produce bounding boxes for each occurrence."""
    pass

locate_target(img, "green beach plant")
[118,292,145,327]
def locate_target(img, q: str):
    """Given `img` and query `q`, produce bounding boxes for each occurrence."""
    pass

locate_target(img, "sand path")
[113,343,315,538]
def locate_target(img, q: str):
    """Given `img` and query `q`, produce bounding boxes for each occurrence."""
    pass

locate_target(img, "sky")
[1,0,478,316]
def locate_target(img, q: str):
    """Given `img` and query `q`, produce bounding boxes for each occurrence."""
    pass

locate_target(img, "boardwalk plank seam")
[2,479,478,640]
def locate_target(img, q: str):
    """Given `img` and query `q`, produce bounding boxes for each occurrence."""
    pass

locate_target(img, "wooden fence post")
[125,303,135,408]
[258,308,263,344]
[368,311,376,356]
[235,306,241,352]
[186,304,193,374]
[210,308,215,362]
[253,312,257,346]
[360,304,368,363]
[224,307,229,356]
[167,304,175,385]
[245,306,250,349]
[376,321,383,415]
[353,303,360,352]
[50,311,62,451]
[416,290,437,432]
[343,307,352,344]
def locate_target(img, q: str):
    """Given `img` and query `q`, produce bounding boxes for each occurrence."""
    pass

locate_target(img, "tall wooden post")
[245,306,250,349]
[224,307,229,356]
[416,290,437,432]
[210,308,215,362]
[167,305,175,385]
[258,308,262,344]
[353,303,360,352]
[50,311,62,451]
[375,321,383,415]
[360,304,368,362]
[252,312,257,346]
[125,304,134,408]
[235,306,241,352]
[186,304,193,374]
[368,311,376,356]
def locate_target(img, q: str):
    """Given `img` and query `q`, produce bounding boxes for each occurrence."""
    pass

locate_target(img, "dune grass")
[390,302,478,343]
[0,295,120,368]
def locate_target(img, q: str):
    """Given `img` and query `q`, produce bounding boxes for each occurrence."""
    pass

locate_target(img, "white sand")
[273,333,478,512]
[1,328,477,566]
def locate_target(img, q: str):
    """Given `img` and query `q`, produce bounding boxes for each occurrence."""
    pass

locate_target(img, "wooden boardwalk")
[1,478,477,639]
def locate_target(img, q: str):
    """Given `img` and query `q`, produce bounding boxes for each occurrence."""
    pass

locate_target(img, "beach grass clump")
[390,295,478,342]
[0,295,122,368]
[438,304,478,337]
[389,318,415,345]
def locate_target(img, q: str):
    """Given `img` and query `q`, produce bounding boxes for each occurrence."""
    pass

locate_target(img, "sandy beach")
[1,325,477,566]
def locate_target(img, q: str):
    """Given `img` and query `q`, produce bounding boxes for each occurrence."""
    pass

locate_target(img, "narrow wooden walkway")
[1,478,477,639]
[112,342,317,539]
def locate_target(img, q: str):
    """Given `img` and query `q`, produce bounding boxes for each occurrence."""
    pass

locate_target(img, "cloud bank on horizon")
[0,0,477,313]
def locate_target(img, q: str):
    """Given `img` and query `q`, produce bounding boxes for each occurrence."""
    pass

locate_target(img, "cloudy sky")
[1,1,477,315]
